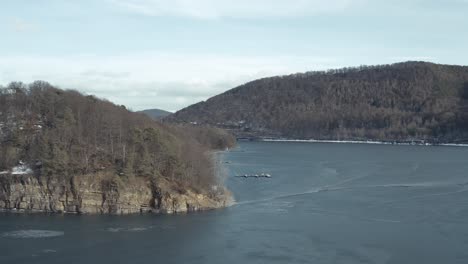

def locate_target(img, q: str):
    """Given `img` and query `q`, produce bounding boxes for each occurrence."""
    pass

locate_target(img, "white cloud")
[389,56,437,63]
[0,52,339,111]
[9,18,37,32]
[108,0,358,19]
[0,51,440,111]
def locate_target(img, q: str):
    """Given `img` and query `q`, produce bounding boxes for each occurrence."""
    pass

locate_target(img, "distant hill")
[167,62,468,143]
[139,108,172,120]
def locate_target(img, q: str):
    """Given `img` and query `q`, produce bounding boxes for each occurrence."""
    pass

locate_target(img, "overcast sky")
[1,0,468,111]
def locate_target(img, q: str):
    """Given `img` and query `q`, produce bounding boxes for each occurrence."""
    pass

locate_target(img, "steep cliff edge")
[0,173,232,214]
[0,82,235,214]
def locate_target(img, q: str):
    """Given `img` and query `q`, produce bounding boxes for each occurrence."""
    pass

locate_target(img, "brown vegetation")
[168,62,468,143]
[0,81,235,193]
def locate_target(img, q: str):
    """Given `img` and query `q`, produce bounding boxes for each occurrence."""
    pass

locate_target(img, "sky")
[1,0,467,112]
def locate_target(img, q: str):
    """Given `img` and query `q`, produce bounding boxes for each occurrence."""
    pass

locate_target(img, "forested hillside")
[0,81,235,195]
[168,62,468,143]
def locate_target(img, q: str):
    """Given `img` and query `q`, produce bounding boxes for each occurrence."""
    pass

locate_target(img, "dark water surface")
[1,142,468,264]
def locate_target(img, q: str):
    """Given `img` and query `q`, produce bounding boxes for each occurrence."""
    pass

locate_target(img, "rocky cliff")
[0,83,236,215]
[0,173,232,214]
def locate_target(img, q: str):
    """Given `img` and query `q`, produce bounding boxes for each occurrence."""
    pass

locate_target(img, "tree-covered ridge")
[168,62,468,143]
[0,81,235,192]
[138,109,172,120]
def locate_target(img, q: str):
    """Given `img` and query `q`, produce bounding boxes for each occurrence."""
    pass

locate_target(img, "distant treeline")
[168,62,468,143]
[0,81,235,192]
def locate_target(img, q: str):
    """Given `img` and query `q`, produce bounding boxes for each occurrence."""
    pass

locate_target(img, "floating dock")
[235,173,272,178]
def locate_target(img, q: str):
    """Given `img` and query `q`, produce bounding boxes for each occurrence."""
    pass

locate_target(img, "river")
[1,141,468,264]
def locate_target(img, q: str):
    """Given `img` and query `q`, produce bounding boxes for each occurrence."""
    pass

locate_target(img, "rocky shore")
[0,173,232,215]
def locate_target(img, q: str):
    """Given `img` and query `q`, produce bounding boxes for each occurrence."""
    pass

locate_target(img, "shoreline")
[259,138,468,147]
[0,150,234,216]
[0,173,232,215]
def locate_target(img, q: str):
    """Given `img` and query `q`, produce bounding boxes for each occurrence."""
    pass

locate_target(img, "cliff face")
[0,83,236,215]
[0,173,232,214]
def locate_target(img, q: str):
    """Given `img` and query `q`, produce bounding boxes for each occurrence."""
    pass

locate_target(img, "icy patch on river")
[106,226,154,233]
[2,230,64,238]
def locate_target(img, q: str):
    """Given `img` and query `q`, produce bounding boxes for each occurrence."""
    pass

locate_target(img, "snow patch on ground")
[11,165,33,175]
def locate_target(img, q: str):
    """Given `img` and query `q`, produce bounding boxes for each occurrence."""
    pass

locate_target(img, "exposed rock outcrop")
[0,83,235,215]
[0,173,232,214]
